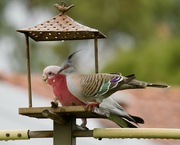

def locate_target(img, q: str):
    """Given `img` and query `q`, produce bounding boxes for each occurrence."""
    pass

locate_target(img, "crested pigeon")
[58,51,169,107]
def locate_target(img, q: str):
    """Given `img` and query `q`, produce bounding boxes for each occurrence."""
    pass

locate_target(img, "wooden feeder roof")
[17,3,106,41]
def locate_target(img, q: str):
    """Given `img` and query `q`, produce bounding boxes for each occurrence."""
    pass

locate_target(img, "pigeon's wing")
[80,73,126,97]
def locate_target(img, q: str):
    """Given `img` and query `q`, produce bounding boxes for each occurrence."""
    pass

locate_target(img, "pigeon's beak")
[57,68,63,74]
[42,75,48,84]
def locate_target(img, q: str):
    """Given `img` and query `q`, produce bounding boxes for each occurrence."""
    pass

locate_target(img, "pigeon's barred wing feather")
[80,73,123,97]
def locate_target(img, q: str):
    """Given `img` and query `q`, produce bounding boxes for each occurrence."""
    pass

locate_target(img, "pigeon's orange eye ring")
[64,65,69,69]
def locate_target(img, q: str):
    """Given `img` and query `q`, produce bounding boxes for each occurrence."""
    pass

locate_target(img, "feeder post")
[53,116,76,145]
[25,34,32,108]
[94,33,99,73]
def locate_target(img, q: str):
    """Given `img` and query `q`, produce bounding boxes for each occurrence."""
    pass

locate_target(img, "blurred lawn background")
[1,0,180,85]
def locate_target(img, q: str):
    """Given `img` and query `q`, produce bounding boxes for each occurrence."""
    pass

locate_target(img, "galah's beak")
[42,75,48,84]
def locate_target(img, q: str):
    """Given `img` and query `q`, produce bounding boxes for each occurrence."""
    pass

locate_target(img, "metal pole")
[93,128,180,139]
[25,34,32,108]
[29,130,53,138]
[94,33,98,73]
[0,130,29,141]
[0,130,53,141]
[1,128,180,141]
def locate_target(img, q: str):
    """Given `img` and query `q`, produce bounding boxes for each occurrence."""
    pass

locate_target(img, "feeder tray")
[18,106,108,119]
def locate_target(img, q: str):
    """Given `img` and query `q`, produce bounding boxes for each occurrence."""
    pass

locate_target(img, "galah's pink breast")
[48,74,85,106]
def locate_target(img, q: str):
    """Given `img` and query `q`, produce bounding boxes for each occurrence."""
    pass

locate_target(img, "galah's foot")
[51,97,58,108]
[51,101,58,108]
[86,102,99,110]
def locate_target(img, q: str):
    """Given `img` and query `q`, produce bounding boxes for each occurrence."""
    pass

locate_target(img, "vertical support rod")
[25,34,32,108]
[94,33,98,73]
[53,117,76,145]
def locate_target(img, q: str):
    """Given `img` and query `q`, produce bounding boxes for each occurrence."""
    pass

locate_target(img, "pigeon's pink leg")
[86,102,99,110]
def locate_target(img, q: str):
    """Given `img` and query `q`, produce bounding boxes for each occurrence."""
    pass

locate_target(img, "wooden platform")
[19,106,107,119]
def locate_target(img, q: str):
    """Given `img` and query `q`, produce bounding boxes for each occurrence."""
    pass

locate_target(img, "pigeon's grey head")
[58,51,80,75]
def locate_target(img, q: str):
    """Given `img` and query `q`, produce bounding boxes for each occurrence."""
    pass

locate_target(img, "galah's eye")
[48,72,53,76]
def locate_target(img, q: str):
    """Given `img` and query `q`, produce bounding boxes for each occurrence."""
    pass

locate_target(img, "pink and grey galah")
[42,65,144,128]
[42,65,87,129]
[58,51,169,107]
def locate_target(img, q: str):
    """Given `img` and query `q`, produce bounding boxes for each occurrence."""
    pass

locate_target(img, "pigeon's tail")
[121,114,144,126]
[109,113,144,128]
[109,113,138,128]
[121,79,170,90]
[146,83,169,88]
[129,115,144,124]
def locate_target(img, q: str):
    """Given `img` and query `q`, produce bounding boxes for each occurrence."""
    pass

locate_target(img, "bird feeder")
[16,2,107,145]
[17,1,106,108]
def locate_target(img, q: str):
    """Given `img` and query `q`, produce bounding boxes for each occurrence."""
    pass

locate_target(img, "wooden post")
[53,116,76,145]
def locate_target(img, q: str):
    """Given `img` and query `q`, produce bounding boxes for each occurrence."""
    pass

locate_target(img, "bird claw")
[76,124,89,130]
[51,97,59,108]
[51,101,58,108]
[80,124,89,130]
[86,102,100,110]
[76,122,89,130]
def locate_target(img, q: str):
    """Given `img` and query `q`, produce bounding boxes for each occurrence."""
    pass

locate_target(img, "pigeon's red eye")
[64,65,69,69]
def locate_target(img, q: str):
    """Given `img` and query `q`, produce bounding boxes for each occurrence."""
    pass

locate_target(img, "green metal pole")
[53,116,76,145]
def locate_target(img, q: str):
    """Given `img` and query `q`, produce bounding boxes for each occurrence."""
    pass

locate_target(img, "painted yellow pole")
[93,128,180,139]
[1,128,180,141]
[0,130,29,141]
